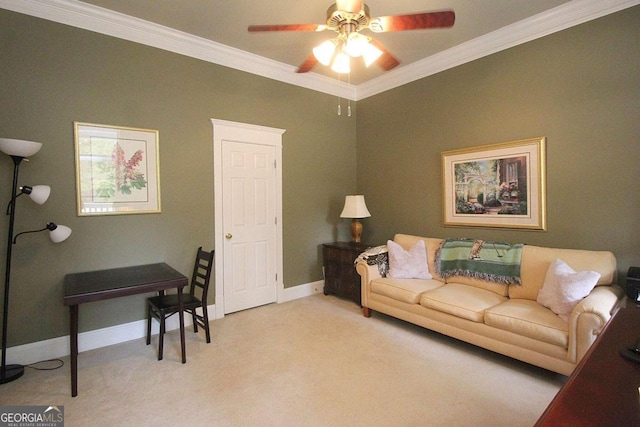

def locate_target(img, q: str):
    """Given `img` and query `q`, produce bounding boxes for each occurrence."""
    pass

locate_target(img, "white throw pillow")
[387,239,432,279]
[536,258,601,321]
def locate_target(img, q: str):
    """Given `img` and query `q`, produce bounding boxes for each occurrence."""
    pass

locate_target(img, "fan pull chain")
[347,72,352,117]
[336,72,352,117]
[337,73,342,116]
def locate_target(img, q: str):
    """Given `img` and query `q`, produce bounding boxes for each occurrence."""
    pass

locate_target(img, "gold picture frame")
[442,137,546,230]
[74,122,161,216]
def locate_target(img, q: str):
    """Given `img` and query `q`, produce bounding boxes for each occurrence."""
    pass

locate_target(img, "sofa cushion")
[371,277,443,304]
[485,299,569,348]
[419,283,508,323]
[387,239,432,279]
[536,259,601,321]
[438,274,510,297]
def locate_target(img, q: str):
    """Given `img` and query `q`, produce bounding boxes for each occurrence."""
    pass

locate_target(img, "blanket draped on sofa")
[354,245,389,277]
[435,238,523,285]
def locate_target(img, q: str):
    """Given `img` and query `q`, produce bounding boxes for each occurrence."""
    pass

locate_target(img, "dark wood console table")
[63,263,188,397]
[536,300,640,426]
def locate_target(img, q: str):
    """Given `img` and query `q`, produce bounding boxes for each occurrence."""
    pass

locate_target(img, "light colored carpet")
[1,294,565,426]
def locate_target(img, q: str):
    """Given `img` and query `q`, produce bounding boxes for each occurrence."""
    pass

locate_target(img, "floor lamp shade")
[340,195,371,243]
[1,137,70,385]
[22,185,51,205]
[0,138,42,158]
[49,224,72,243]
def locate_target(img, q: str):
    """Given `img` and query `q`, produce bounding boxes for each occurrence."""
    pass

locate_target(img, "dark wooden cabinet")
[322,242,373,305]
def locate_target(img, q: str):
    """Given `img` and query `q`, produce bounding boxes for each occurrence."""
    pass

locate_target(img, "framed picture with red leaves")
[74,122,161,216]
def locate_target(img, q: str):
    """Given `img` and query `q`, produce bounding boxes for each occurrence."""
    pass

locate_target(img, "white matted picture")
[74,122,161,216]
[442,137,546,230]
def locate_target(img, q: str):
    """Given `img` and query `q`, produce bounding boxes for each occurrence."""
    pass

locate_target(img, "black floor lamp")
[0,138,72,385]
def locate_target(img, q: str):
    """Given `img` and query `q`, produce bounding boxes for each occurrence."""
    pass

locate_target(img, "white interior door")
[212,119,284,317]
[222,141,276,313]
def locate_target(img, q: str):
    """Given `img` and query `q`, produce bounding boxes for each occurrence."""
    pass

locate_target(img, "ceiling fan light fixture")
[312,39,337,66]
[249,5,455,76]
[331,51,351,74]
[362,41,383,67]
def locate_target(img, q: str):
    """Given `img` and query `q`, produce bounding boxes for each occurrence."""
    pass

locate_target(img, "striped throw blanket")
[435,238,523,285]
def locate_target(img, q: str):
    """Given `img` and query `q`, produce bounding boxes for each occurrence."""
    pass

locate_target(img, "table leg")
[178,287,186,363]
[70,304,79,397]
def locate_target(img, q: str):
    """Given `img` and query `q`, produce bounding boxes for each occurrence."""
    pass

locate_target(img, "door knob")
[225,233,233,239]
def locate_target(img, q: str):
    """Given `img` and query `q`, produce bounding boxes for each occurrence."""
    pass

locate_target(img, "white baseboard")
[6,281,324,366]
[279,280,324,303]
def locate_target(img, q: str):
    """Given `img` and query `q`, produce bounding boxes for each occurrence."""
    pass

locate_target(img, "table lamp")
[340,195,371,243]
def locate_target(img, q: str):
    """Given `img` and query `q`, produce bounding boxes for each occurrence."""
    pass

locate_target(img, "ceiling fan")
[248,0,455,74]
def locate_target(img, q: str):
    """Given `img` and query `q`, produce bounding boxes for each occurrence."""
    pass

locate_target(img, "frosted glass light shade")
[23,185,51,205]
[48,224,72,243]
[344,33,368,57]
[0,138,42,157]
[340,195,371,219]
[362,42,383,67]
[331,51,351,74]
[313,40,337,65]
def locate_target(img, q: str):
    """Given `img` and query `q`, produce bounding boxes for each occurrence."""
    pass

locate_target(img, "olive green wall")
[356,7,640,281]
[0,10,356,345]
[2,6,639,349]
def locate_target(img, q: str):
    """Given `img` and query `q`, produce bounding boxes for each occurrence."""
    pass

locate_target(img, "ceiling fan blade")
[336,0,364,13]
[370,11,455,32]
[369,40,400,71]
[248,24,326,32]
[296,55,319,73]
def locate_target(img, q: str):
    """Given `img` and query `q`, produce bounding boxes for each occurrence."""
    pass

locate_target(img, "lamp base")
[350,219,363,243]
[0,364,24,384]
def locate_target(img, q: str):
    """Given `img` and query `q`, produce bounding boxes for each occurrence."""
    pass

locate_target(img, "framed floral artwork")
[442,137,546,230]
[74,122,161,216]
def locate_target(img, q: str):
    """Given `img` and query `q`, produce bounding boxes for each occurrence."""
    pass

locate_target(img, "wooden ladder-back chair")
[146,247,214,360]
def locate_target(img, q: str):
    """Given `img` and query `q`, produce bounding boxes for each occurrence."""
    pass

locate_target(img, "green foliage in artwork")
[96,180,116,198]
[118,173,146,194]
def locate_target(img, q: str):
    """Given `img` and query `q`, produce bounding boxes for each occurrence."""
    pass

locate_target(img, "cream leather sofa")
[356,234,624,375]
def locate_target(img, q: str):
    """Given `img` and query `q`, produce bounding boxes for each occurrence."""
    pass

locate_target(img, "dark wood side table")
[535,299,640,426]
[322,242,373,305]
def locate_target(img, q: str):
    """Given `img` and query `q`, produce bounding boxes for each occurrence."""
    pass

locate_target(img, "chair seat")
[147,294,202,311]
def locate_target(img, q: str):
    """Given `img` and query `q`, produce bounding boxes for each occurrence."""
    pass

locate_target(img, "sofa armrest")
[356,261,382,315]
[568,285,624,363]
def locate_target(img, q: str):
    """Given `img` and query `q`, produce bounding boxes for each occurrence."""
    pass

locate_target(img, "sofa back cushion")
[393,234,509,297]
[509,245,617,300]
[392,235,617,300]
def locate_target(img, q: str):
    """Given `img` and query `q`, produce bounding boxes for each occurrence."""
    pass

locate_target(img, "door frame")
[211,119,285,318]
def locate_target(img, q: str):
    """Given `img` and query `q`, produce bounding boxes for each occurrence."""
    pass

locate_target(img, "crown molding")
[1,0,638,102]
[0,0,357,100]
[356,0,640,99]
